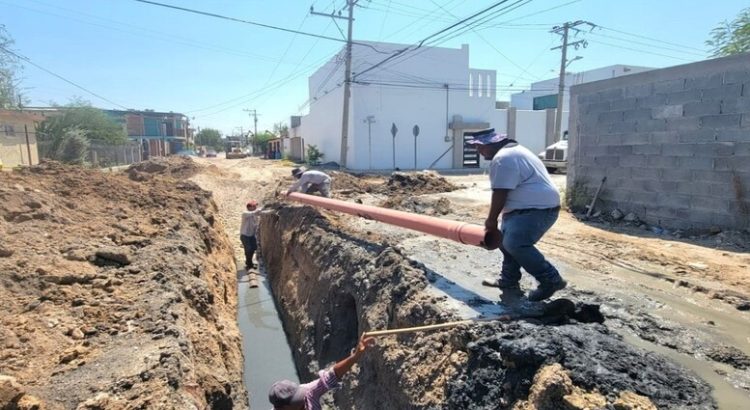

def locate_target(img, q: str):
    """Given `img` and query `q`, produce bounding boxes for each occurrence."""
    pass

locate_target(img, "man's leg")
[501,208,565,301]
[240,235,253,269]
[482,231,522,289]
[305,183,321,195]
[247,236,258,268]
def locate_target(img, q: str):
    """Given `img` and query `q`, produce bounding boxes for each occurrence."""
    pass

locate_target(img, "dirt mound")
[446,321,714,409]
[259,204,713,409]
[126,156,200,180]
[380,196,452,216]
[0,163,246,409]
[384,171,458,195]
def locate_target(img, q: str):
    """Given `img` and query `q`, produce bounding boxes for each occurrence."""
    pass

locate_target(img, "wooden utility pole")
[551,21,593,142]
[311,1,358,168]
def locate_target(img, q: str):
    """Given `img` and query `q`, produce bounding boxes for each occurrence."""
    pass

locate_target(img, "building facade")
[104,110,191,158]
[0,110,45,168]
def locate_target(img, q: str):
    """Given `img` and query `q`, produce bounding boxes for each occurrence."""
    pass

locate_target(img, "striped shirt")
[302,369,339,410]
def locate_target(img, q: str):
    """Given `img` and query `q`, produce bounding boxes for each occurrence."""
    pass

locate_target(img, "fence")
[37,140,143,168]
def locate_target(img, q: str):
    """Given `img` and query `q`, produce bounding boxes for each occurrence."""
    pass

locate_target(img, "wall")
[568,53,750,230]
[0,111,42,167]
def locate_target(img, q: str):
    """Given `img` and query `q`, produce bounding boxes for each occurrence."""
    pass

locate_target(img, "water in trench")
[237,268,299,409]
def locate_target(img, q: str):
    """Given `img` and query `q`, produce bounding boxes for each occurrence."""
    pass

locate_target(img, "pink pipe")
[288,193,498,249]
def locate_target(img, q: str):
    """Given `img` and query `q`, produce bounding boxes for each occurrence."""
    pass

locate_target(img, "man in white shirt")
[466,128,566,302]
[240,200,260,270]
[286,168,332,197]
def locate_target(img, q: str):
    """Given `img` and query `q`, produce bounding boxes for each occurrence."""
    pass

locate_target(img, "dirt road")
[194,157,749,407]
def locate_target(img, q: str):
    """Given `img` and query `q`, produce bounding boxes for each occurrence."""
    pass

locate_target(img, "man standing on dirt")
[287,168,332,197]
[268,334,375,410]
[240,199,259,270]
[466,129,566,302]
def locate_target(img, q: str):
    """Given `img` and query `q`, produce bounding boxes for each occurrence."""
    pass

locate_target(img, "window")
[468,74,473,97]
[3,124,15,135]
[533,94,558,110]
[477,74,482,97]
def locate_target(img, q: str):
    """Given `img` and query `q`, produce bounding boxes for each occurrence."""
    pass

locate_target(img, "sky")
[1,0,747,135]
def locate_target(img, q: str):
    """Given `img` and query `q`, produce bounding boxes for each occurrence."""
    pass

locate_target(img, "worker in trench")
[268,334,375,410]
[240,199,260,270]
[466,128,566,302]
[286,167,332,197]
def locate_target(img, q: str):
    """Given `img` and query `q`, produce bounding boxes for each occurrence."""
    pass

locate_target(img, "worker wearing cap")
[268,334,374,410]
[286,168,332,197]
[240,200,259,270]
[466,128,566,302]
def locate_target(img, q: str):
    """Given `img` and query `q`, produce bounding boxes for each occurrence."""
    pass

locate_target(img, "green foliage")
[272,122,289,138]
[0,25,24,109]
[252,131,275,154]
[195,128,224,151]
[306,144,324,165]
[38,101,127,145]
[707,7,750,57]
[38,128,90,164]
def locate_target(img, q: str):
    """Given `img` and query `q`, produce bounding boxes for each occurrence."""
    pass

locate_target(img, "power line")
[598,25,705,53]
[589,40,694,62]
[0,45,128,109]
[353,0,517,81]
[477,0,583,30]
[588,31,706,57]
[131,0,391,54]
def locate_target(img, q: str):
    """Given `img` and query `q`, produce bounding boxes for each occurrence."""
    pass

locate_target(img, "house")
[293,41,613,170]
[103,110,191,158]
[510,65,654,133]
[0,110,46,168]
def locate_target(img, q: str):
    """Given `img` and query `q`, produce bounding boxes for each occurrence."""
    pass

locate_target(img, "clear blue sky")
[2,0,746,135]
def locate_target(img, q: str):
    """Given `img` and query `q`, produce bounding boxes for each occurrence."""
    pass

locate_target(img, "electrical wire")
[588,40,694,62]
[598,25,705,53]
[0,45,128,109]
[588,31,706,57]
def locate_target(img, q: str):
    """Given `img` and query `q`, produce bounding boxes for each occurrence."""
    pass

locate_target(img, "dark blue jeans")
[500,207,562,284]
[240,234,257,268]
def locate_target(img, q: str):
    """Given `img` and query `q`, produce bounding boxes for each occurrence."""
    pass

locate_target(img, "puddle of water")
[618,331,750,409]
[237,271,298,409]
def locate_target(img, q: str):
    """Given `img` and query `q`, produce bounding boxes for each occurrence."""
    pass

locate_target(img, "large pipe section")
[288,192,499,249]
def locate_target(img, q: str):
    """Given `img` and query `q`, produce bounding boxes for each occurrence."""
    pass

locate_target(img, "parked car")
[206,149,217,158]
[538,131,568,174]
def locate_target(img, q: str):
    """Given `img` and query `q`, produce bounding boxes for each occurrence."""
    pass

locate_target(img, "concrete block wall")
[568,53,750,230]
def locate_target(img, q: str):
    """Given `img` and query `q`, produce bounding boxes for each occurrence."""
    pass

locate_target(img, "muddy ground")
[0,160,246,409]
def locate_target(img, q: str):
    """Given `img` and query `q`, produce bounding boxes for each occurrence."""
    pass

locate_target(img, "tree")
[0,25,23,109]
[707,7,750,57]
[273,122,289,138]
[195,128,224,151]
[37,101,128,145]
[251,131,275,154]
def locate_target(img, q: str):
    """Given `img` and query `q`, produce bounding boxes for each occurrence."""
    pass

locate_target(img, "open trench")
[255,203,719,409]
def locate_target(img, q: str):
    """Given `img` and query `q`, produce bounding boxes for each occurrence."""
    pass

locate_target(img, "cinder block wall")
[568,53,750,230]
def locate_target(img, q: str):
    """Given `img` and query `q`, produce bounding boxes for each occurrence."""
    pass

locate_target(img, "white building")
[295,41,521,170]
[510,64,654,111]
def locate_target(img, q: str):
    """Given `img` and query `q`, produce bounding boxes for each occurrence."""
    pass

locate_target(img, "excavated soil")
[126,156,201,181]
[328,170,458,197]
[0,161,246,409]
[258,203,715,409]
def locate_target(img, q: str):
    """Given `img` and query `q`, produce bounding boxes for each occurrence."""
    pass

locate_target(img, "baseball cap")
[291,167,304,177]
[268,380,306,408]
[464,128,508,145]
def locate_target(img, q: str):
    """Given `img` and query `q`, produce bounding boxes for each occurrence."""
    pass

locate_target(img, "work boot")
[528,279,567,302]
[482,278,521,291]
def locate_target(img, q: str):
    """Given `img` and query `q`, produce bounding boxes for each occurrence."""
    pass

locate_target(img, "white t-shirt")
[240,210,259,236]
[490,144,560,212]
[290,170,331,191]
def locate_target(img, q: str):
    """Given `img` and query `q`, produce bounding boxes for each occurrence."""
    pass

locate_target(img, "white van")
[538,131,568,174]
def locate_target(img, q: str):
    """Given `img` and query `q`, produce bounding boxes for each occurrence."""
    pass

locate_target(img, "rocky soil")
[0,160,246,409]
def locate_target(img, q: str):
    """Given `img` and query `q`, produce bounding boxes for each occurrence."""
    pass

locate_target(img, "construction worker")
[240,199,259,270]
[268,334,375,410]
[286,168,332,197]
[465,128,566,302]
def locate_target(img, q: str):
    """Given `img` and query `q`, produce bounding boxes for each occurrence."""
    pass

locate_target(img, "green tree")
[0,25,23,109]
[38,101,128,144]
[273,122,289,138]
[707,7,750,57]
[252,131,275,154]
[195,128,224,151]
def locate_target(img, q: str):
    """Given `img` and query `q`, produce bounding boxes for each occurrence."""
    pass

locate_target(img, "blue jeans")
[499,207,561,284]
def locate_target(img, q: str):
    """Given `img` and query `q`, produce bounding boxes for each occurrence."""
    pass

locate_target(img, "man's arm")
[333,335,375,379]
[485,189,509,231]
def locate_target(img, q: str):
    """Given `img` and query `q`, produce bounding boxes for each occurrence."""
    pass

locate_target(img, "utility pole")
[243,109,259,146]
[311,1,358,168]
[551,21,593,142]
